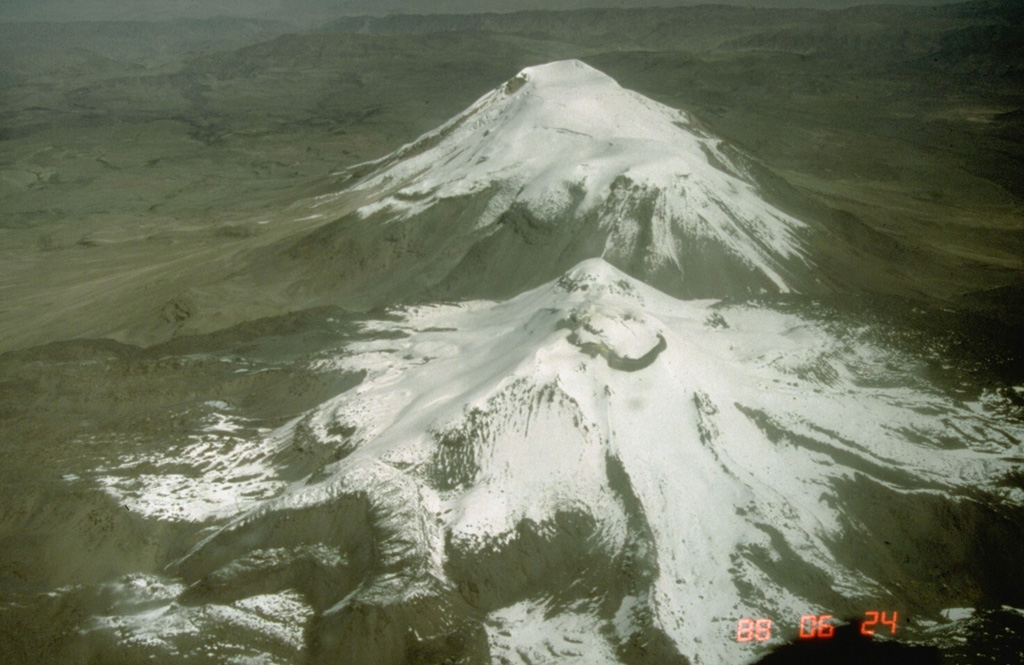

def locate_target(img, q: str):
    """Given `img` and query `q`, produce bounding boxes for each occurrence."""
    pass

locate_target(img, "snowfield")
[91,259,1023,664]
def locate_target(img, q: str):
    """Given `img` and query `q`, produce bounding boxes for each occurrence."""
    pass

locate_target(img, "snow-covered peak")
[301,60,814,300]
[493,59,680,140]
[557,257,646,299]
[150,259,1021,665]
[84,252,1024,664]
[352,58,701,184]
[370,58,701,178]
[510,59,615,90]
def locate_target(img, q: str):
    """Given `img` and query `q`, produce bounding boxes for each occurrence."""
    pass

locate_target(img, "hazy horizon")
[0,0,965,23]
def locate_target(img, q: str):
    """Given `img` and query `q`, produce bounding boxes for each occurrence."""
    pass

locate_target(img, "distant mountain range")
[0,0,967,24]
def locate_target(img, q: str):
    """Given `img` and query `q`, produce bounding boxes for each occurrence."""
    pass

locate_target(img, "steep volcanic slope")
[9,58,1022,665]
[76,260,1024,665]
[274,59,892,307]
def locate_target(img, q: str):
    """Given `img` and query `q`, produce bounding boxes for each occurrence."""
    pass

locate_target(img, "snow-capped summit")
[375,58,707,173]
[507,58,611,88]
[285,60,829,305]
[98,259,1024,665]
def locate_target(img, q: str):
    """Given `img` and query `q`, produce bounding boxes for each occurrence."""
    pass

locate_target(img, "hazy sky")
[0,0,961,23]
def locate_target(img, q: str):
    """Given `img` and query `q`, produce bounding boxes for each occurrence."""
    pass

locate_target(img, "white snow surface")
[83,575,312,663]
[95,406,284,522]
[90,260,1023,664]
[315,60,810,292]
[486,599,622,665]
[264,259,1019,664]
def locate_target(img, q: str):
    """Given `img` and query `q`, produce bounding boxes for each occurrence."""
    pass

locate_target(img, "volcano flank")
[273,60,903,311]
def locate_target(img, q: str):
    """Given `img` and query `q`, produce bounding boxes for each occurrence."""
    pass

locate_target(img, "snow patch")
[486,599,622,665]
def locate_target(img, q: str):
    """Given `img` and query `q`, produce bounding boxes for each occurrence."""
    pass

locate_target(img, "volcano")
[15,61,1024,665]
[80,258,1024,665]
[275,60,899,309]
